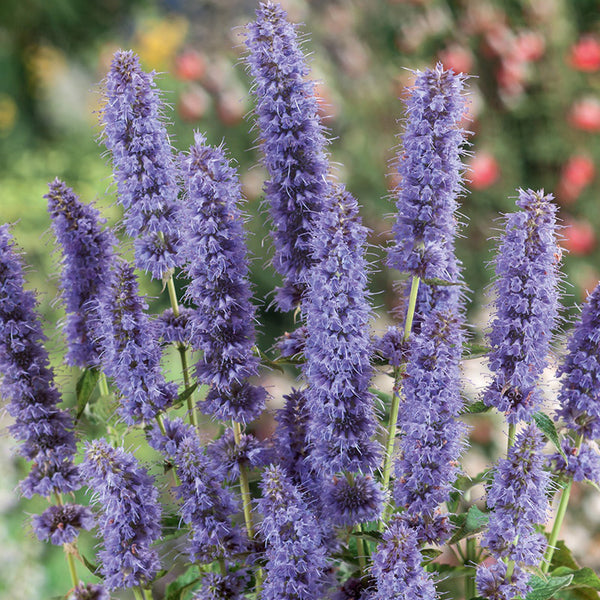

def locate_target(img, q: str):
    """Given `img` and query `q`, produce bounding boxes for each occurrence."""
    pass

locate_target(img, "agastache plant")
[4,4,600,600]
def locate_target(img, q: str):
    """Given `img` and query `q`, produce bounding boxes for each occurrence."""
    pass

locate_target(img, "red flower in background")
[569,98,600,132]
[557,155,596,203]
[570,36,600,72]
[515,30,545,62]
[562,219,596,255]
[174,50,206,81]
[467,152,500,189]
[439,45,474,74]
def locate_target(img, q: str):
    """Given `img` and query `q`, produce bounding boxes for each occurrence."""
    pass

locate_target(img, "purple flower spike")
[476,561,529,600]
[192,570,248,600]
[303,185,381,475]
[323,474,384,527]
[369,516,437,600]
[394,309,467,544]
[245,1,331,311]
[157,306,192,345]
[549,439,600,485]
[97,261,176,425]
[258,465,328,600]
[101,50,180,280]
[484,189,561,423]
[69,583,110,600]
[556,282,600,439]
[179,132,265,424]
[388,64,467,286]
[32,503,94,545]
[45,178,115,368]
[477,424,549,599]
[81,439,162,590]
[0,225,81,498]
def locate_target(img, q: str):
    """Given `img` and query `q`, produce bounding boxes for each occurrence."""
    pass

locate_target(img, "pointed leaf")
[533,411,566,459]
[75,367,100,419]
[526,574,574,600]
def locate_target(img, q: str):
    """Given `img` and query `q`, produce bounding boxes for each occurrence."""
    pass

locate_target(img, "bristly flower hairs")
[2,2,600,600]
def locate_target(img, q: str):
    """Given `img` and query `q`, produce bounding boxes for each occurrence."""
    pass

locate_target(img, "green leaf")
[552,567,600,591]
[526,574,574,600]
[533,411,566,459]
[172,383,199,409]
[427,562,472,579]
[556,589,600,600]
[463,342,490,360]
[550,540,580,571]
[421,548,443,563]
[165,565,202,600]
[75,367,100,419]
[351,529,383,543]
[422,276,463,287]
[81,553,99,575]
[370,388,392,405]
[462,400,492,414]
[449,504,489,544]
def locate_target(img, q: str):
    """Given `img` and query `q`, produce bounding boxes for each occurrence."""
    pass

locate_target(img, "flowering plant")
[2,3,600,600]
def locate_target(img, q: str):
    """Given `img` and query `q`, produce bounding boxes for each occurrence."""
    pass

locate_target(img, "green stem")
[465,537,476,599]
[54,492,79,589]
[402,275,421,342]
[507,422,516,453]
[133,588,144,600]
[355,532,367,572]
[98,372,110,397]
[542,434,584,574]
[142,588,154,600]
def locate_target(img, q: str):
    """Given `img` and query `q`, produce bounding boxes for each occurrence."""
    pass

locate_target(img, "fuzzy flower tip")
[556,282,600,439]
[101,49,180,279]
[152,418,246,563]
[69,583,110,600]
[258,465,328,600]
[477,424,549,599]
[179,132,265,423]
[0,225,80,498]
[303,185,381,475]
[81,439,162,590]
[388,63,467,285]
[157,306,192,345]
[245,1,330,311]
[45,178,115,368]
[323,474,384,527]
[394,309,467,544]
[484,189,561,423]
[369,516,437,600]
[97,261,176,425]
[32,503,94,545]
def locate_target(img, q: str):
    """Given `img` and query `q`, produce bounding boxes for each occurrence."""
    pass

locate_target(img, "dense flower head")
[376,326,408,367]
[81,439,162,590]
[276,326,307,358]
[97,261,176,425]
[387,63,467,284]
[368,516,437,600]
[245,1,331,311]
[179,132,265,423]
[32,503,94,545]
[394,309,467,543]
[258,465,328,600]
[556,282,600,438]
[69,583,110,600]
[101,49,180,279]
[192,570,248,600]
[484,189,561,423]
[157,306,192,345]
[478,425,549,599]
[549,439,600,484]
[476,561,530,600]
[45,178,116,368]
[0,225,81,498]
[303,185,381,475]
[322,474,384,527]
[152,418,246,563]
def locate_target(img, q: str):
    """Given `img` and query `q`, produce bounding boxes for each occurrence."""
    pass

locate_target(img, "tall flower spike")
[45,178,115,368]
[484,189,561,423]
[387,64,467,299]
[303,185,381,475]
[369,516,438,600]
[476,424,550,600]
[101,49,180,280]
[245,1,331,311]
[151,419,246,563]
[97,261,176,425]
[394,309,467,544]
[179,133,265,423]
[258,465,329,600]
[0,225,80,498]
[81,439,162,590]
[556,281,600,439]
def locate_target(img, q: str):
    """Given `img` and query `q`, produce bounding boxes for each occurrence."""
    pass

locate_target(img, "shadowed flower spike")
[245,1,331,311]
[484,189,561,423]
[81,439,162,590]
[101,49,180,280]
[303,184,381,475]
[394,309,467,544]
[97,261,176,425]
[323,474,385,527]
[46,178,116,368]
[476,424,549,600]
[69,583,110,600]
[369,516,437,600]
[0,225,81,499]
[179,132,265,423]
[192,570,248,600]
[556,282,600,439]
[258,465,328,600]
[32,503,94,545]
[387,64,467,300]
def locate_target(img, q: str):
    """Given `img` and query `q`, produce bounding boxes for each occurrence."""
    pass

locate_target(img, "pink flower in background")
[569,98,600,132]
[515,30,545,61]
[557,155,595,202]
[467,151,500,189]
[562,219,596,255]
[439,44,474,74]
[570,36,600,72]
[174,50,206,81]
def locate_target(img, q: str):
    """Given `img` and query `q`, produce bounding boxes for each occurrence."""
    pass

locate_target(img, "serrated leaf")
[533,412,566,459]
[526,574,574,600]
[75,367,100,419]
[550,541,580,571]
[448,505,488,544]
[556,588,600,600]
[462,400,492,414]
[165,565,202,600]
[552,567,600,591]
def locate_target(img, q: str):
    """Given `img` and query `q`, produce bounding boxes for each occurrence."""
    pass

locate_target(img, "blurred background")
[1,0,600,597]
